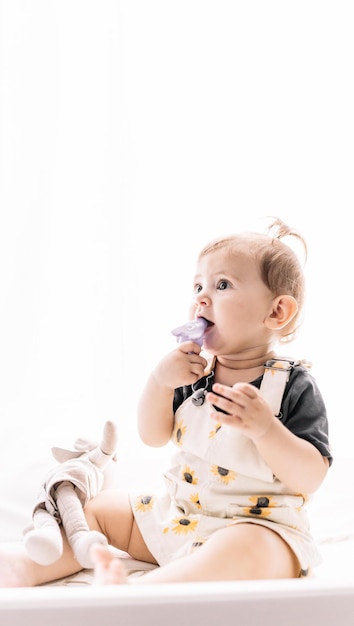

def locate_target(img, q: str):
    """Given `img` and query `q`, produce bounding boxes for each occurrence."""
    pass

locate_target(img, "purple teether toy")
[171,317,208,347]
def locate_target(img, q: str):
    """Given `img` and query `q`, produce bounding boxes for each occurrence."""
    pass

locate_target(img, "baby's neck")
[214,351,275,385]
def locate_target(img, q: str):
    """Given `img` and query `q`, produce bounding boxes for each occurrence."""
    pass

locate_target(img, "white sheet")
[1,578,354,626]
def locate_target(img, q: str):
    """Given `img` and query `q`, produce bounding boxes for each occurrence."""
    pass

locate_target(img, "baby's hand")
[153,344,208,390]
[206,382,275,440]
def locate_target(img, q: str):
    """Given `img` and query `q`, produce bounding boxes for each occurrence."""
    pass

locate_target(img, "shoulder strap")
[260,358,296,417]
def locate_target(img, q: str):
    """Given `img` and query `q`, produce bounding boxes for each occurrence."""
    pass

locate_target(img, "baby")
[0,218,332,586]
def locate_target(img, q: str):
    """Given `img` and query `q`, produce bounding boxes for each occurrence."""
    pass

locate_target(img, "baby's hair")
[198,217,307,343]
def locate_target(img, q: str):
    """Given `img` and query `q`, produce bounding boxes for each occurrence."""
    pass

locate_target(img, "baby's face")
[191,249,275,357]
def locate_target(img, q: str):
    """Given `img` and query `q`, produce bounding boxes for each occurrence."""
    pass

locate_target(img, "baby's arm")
[138,344,207,447]
[252,414,329,493]
[137,368,175,447]
[207,382,328,494]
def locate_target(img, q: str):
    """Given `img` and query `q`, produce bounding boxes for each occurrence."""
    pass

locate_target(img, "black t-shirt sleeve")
[279,365,333,466]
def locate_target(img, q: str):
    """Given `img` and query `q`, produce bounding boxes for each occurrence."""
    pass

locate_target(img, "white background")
[0,1,353,470]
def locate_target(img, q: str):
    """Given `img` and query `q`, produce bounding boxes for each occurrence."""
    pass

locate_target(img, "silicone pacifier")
[171,318,208,347]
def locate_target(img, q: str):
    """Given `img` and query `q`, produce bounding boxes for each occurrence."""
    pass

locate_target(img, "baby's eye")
[194,283,203,294]
[217,279,230,291]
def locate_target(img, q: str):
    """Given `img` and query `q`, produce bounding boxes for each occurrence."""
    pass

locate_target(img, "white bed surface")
[1,578,354,626]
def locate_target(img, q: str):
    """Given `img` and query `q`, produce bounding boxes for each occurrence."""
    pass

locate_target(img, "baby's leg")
[0,489,154,588]
[92,522,300,585]
[0,535,82,588]
[84,489,157,565]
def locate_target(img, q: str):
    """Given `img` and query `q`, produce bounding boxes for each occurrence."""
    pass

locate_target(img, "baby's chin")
[201,337,216,354]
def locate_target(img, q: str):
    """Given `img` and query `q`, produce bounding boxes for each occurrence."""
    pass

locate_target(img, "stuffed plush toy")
[23,420,118,569]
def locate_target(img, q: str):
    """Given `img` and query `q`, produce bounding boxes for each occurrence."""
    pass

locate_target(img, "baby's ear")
[265,295,298,330]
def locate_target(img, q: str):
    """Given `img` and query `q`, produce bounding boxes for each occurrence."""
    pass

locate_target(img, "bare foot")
[90,544,128,585]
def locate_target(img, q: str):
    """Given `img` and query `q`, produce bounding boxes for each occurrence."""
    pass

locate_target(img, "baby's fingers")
[205,391,237,416]
[206,382,258,415]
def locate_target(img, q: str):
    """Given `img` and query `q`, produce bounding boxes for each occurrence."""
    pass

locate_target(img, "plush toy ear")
[51,447,84,463]
[74,437,98,452]
[51,437,98,462]
[52,421,118,463]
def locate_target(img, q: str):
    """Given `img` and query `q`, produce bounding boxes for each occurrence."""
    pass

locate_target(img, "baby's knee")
[206,523,300,579]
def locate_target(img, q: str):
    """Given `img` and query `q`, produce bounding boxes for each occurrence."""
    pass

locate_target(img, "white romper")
[130,359,325,576]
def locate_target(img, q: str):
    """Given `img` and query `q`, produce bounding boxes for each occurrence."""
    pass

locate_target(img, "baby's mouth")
[200,317,214,331]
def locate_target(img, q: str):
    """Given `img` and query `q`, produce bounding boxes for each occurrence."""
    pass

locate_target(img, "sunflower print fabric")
[130,394,321,573]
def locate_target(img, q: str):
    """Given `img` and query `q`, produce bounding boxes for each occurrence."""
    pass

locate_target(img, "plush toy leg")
[55,481,108,569]
[24,508,63,565]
